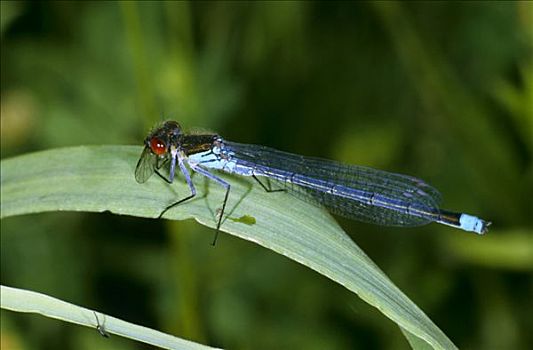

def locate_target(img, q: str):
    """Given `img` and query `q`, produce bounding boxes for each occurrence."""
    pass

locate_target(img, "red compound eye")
[149,137,166,155]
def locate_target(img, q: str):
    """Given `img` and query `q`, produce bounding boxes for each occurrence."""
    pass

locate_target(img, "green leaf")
[0,285,219,350]
[401,326,435,350]
[0,146,457,350]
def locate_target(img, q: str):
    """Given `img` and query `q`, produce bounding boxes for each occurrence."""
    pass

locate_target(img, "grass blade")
[0,285,220,350]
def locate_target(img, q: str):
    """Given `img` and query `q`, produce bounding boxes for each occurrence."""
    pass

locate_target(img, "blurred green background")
[1,1,532,349]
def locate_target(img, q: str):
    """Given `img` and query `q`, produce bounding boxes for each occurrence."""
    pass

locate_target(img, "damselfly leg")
[158,155,196,218]
[252,174,286,193]
[190,164,231,246]
[156,158,231,246]
[154,157,172,184]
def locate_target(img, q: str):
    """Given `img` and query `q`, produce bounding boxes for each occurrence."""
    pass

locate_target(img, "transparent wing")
[135,147,157,183]
[224,141,442,227]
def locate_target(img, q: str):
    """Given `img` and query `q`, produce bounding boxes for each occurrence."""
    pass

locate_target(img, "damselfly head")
[144,120,183,156]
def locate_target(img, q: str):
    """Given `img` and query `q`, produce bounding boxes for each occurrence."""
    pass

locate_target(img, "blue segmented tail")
[438,210,491,234]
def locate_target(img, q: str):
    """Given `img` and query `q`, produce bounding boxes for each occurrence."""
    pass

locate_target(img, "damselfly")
[135,121,490,244]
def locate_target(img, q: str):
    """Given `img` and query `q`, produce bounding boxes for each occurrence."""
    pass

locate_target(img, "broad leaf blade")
[0,146,456,350]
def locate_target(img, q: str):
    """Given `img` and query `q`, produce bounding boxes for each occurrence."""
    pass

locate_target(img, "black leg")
[157,192,196,219]
[158,156,196,218]
[190,164,231,246]
[252,174,286,193]
[212,183,230,246]
[152,157,172,184]
[155,169,172,184]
